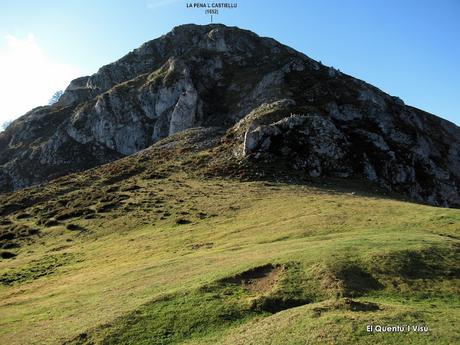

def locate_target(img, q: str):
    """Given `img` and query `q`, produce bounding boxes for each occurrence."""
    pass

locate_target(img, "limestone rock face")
[236,97,460,207]
[0,24,459,207]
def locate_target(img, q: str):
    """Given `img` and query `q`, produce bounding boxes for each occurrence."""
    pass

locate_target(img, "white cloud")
[0,33,81,124]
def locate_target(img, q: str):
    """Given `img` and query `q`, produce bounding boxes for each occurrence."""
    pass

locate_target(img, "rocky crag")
[0,24,458,207]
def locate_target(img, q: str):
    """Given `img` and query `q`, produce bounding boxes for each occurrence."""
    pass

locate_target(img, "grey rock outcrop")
[236,96,460,207]
[0,24,458,207]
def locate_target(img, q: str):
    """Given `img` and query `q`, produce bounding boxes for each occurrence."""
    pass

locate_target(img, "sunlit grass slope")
[0,129,459,345]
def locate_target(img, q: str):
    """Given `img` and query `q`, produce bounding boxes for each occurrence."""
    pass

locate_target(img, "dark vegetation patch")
[341,298,380,312]
[196,212,208,219]
[16,212,32,220]
[0,202,26,217]
[100,166,144,186]
[55,208,95,221]
[1,242,20,249]
[48,244,72,252]
[0,224,41,251]
[121,184,141,192]
[188,242,214,250]
[0,252,80,285]
[105,185,119,193]
[66,224,86,231]
[44,219,60,227]
[96,202,118,213]
[0,251,17,259]
[0,231,15,241]
[143,170,168,180]
[311,298,380,318]
[175,218,192,225]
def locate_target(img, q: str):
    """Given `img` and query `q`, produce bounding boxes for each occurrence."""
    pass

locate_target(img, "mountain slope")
[0,24,459,207]
[0,128,459,344]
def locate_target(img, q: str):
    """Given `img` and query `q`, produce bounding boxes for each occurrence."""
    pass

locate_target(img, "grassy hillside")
[0,129,459,345]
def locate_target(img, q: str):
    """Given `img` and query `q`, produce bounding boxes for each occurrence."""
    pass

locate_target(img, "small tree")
[1,120,12,132]
[49,90,64,105]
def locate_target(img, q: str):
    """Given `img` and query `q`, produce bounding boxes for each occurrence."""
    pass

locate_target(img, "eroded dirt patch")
[220,264,284,294]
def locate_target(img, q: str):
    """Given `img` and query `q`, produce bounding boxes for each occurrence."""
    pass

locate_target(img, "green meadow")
[0,131,459,344]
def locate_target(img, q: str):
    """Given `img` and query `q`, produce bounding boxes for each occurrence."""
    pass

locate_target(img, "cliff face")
[0,24,459,207]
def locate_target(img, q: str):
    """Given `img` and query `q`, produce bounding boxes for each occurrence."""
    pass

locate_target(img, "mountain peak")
[0,25,459,207]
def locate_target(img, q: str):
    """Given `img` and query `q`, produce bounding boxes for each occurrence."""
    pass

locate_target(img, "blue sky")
[1,0,459,125]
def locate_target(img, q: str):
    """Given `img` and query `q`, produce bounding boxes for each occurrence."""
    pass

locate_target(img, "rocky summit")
[0,24,459,207]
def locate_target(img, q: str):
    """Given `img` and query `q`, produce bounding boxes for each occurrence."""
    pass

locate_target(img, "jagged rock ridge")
[0,24,459,207]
